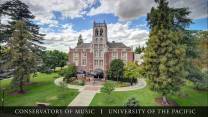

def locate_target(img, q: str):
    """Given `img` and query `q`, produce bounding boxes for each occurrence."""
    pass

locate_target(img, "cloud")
[1,0,96,25]
[169,0,208,19]
[40,23,149,52]
[88,0,208,20]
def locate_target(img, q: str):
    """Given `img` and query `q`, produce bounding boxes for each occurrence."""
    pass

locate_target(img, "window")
[112,51,117,59]
[122,52,127,64]
[82,59,86,65]
[122,52,127,59]
[95,28,99,36]
[99,44,103,49]
[73,52,79,66]
[100,28,103,36]
[99,60,103,66]
[83,52,87,57]
[94,44,98,49]
[99,50,103,57]
[94,60,98,66]
[94,50,98,57]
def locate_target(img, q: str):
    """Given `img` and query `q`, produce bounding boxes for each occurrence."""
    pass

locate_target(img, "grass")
[0,72,79,106]
[107,80,130,87]
[90,80,208,106]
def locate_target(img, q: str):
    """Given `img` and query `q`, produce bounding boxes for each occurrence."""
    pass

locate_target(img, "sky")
[0,0,207,52]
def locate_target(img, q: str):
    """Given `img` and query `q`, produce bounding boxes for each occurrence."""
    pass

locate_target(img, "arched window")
[95,28,99,36]
[100,28,103,36]
[100,38,103,42]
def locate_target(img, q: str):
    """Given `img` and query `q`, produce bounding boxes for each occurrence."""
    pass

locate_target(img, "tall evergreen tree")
[0,0,44,78]
[8,20,37,93]
[0,0,44,43]
[144,0,191,105]
[77,34,83,46]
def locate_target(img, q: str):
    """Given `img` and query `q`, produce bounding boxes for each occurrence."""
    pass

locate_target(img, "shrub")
[78,80,85,86]
[107,76,137,84]
[101,81,115,95]
[195,82,208,91]
[60,64,76,83]
[193,69,208,91]
[124,97,140,107]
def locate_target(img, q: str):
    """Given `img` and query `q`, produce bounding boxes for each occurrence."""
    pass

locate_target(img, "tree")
[144,0,191,105]
[60,64,76,83]
[108,59,124,81]
[58,51,68,69]
[41,50,67,71]
[0,0,44,43]
[124,62,142,85]
[124,97,140,107]
[77,34,83,46]
[101,81,115,95]
[0,0,44,79]
[7,20,37,93]
[191,31,208,90]
[135,46,144,54]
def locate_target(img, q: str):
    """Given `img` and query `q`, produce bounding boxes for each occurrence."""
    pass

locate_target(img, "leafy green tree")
[101,81,115,104]
[124,62,141,78]
[194,31,208,69]
[58,51,68,69]
[135,46,144,54]
[60,64,76,83]
[101,81,115,95]
[77,34,83,46]
[7,20,38,93]
[144,0,191,105]
[41,50,67,71]
[124,62,143,85]
[108,59,124,81]
[124,97,140,107]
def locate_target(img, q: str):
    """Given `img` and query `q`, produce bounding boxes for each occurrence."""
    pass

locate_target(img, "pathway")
[68,86,101,106]
[54,77,146,106]
[114,79,146,91]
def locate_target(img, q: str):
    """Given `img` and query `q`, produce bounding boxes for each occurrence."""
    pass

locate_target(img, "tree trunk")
[19,77,24,93]
[26,77,30,83]
[162,96,169,106]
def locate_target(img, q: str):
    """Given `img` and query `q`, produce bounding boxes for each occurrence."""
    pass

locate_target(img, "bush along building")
[68,21,134,79]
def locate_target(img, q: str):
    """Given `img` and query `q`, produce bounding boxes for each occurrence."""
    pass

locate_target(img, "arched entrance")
[92,69,104,79]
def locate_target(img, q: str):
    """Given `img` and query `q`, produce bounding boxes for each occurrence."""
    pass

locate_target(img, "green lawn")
[90,80,208,106]
[0,72,79,106]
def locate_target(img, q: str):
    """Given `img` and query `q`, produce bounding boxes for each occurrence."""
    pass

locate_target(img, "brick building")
[68,21,134,78]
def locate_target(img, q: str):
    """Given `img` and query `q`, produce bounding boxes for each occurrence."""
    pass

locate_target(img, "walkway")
[68,86,101,106]
[54,77,146,106]
[114,79,146,91]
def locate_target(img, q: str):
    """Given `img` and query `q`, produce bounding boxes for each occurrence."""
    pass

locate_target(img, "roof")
[74,42,130,49]
[107,42,129,48]
[76,43,91,48]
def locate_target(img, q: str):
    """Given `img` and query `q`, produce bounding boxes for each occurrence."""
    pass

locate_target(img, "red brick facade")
[68,21,134,78]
